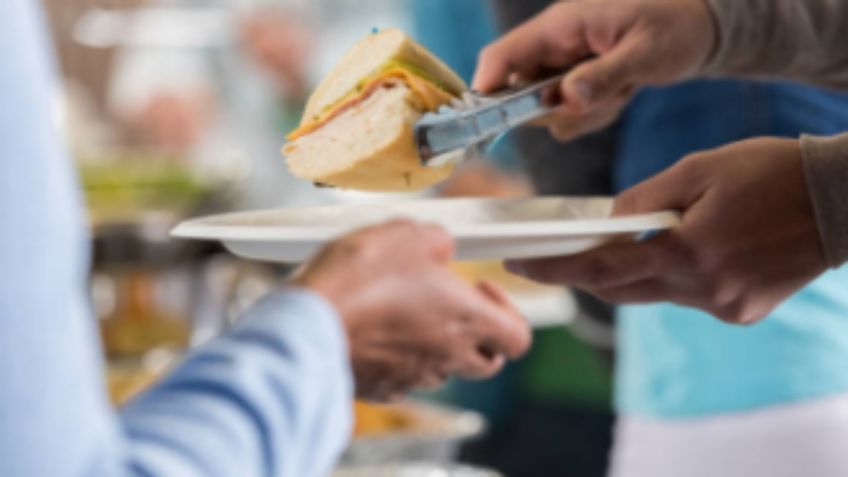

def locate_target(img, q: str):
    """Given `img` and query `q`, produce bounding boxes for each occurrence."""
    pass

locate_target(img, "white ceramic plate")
[171,197,680,263]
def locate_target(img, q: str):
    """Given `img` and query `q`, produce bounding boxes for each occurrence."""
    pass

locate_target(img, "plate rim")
[171,197,681,242]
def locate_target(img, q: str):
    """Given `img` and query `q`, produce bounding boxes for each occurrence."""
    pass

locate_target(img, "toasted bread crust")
[284,89,453,191]
[303,28,466,121]
[283,29,462,191]
[293,124,452,191]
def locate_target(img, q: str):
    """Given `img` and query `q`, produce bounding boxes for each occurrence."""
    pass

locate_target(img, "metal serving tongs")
[414,71,567,168]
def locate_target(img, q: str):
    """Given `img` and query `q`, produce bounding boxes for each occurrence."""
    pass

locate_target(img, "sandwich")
[282,28,467,191]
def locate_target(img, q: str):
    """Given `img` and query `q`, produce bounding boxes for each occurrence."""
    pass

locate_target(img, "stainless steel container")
[334,462,502,477]
[341,401,486,467]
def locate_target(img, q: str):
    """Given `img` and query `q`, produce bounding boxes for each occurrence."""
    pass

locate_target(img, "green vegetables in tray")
[79,153,213,221]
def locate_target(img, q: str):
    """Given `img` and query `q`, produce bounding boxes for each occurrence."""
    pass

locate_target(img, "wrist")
[800,133,848,268]
[287,274,361,343]
[692,0,721,74]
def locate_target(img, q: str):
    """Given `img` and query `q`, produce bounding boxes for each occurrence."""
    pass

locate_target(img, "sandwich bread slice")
[283,29,466,191]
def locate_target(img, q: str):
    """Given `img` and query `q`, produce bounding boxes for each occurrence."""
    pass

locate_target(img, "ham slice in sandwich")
[283,28,467,191]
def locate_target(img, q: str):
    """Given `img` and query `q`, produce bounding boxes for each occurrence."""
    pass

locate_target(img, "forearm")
[119,289,353,477]
[800,133,848,268]
[703,0,848,89]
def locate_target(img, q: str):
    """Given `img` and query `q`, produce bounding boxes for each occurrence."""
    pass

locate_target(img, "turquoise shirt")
[618,269,848,417]
[615,81,848,418]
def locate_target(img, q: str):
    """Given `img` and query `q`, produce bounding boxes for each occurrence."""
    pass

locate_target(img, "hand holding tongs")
[414,72,567,167]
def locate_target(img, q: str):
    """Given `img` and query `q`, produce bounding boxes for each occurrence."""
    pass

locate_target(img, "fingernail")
[505,260,525,276]
[573,80,593,109]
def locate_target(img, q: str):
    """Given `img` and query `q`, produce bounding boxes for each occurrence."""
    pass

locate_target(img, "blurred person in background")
[43,0,145,154]
[105,0,319,208]
[109,2,313,151]
[42,0,319,206]
[103,0,417,209]
[0,2,532,477]
[475,1,848,476]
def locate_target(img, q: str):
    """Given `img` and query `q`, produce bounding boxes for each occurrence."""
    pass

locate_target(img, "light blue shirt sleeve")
[0,1,352,476]
[118,291,354,477]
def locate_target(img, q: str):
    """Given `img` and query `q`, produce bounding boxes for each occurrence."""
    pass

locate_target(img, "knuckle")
[475,357,504,380]
[383,218,417,231]
[690,245,722,276]
[587,107,622,130]
[580,63,613,93]
[420,376,446,391]
[736,300,769,325]
[477,44,500,67]
[362,220,428,250]
[707,281,739,309]
[335,236,367,258]
[698,265,741,305]
[714,300,765,326]
[544,32,582,60]
[520,262,557,284]
[613,189,641,216]
[545,1,568,15]
[640,246,668,278]
[693,253,743,307]
[520,326,533,354]
[395,217,418,225]
[616,85,637,102]
[424,224,454,251]
[712,305,740,324]
[675,240,700,269]
[582,255,617,287]
[483,363,504,379]
[677,152,713,182]
[549,124,576,142]
[508,326,533,358]
[469,364,497,380]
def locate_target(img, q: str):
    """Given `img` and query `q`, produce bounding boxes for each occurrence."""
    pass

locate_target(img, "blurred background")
[46,0,615,475]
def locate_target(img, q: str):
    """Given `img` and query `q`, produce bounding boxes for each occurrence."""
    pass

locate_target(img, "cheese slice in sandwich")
[282,28,467,191]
